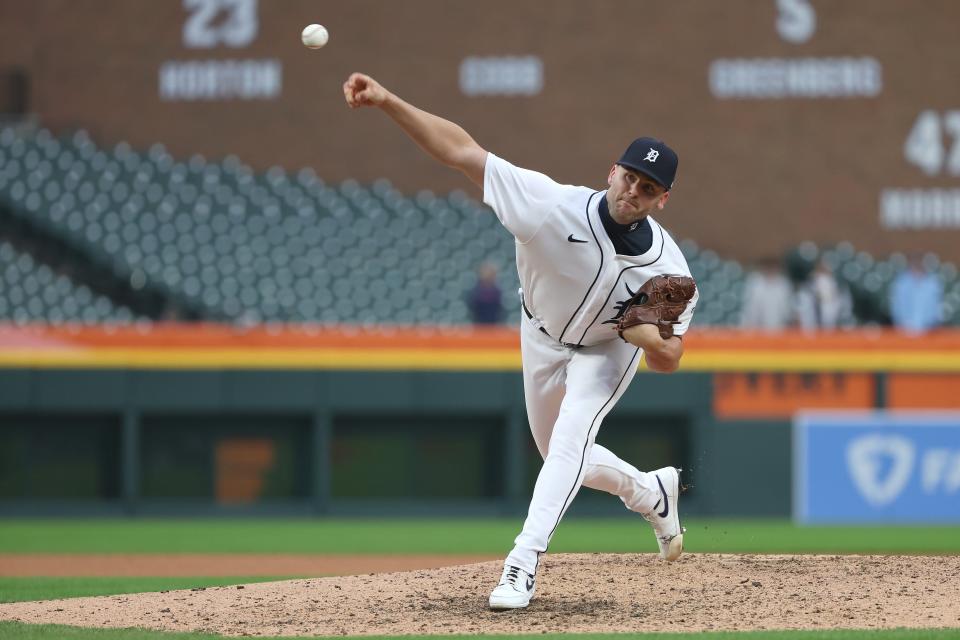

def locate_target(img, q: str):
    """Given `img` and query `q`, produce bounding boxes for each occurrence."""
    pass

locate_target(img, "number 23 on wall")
[183,0,258,49]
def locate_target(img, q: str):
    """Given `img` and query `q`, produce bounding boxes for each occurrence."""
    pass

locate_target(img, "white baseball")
[301,24,329,49]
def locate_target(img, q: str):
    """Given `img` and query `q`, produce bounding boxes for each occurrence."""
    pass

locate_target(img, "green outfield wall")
[1,369,792,517]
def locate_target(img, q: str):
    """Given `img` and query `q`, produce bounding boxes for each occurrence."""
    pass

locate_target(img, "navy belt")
[522,298,581,349]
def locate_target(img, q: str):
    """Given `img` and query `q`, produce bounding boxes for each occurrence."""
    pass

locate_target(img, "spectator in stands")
[466,262,504,325]
[890,253,943,334]
[795,258,852,331]
[740,256,794,331]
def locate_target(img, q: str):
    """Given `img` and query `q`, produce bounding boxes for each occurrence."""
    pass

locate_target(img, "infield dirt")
[2,553,959,635]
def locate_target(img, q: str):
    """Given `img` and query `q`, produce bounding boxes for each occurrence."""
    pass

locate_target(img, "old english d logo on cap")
[618,137,678,190]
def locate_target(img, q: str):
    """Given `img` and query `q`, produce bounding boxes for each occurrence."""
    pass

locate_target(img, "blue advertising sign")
[794,412,960,524]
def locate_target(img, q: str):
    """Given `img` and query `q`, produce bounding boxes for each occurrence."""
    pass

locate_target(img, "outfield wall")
[0,366,760,516]
[3,325,959,517]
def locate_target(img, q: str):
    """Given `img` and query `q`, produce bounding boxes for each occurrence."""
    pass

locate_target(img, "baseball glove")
[617,275,697,340]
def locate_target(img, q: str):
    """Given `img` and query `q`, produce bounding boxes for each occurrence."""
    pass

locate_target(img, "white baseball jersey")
[483,153,697,346]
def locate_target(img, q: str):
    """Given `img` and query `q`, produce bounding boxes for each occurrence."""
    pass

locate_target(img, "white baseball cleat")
[643,466,685,561]
[488,564,536,610]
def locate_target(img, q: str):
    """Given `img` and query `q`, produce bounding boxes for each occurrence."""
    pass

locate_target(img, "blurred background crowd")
[0,1,957,335]
[0,124,954,334]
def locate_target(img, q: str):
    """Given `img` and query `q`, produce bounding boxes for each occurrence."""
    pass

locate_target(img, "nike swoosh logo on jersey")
[656,475,669,518]
[567,234,588,243]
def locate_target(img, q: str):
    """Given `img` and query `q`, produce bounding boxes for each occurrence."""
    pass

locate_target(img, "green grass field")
[2,518,960,555]
[1,518,958,640]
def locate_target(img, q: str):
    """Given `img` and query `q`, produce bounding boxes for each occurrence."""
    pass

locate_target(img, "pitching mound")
[2,553,959,636]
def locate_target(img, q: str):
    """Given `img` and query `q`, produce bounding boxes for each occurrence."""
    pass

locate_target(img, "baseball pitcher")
[343,72,698,610]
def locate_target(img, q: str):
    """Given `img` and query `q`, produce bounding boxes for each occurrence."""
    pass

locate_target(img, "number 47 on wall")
[904,110,960,177]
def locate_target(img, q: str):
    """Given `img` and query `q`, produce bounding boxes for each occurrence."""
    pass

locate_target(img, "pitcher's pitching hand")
[343,73,388,108]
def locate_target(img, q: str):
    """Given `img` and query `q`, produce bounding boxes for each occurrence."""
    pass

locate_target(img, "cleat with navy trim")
[643,466,685,561]
[489,564,536,610]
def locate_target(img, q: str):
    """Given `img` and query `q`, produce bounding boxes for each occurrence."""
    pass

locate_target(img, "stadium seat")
[0,239,141,324]
[2,124,956,327]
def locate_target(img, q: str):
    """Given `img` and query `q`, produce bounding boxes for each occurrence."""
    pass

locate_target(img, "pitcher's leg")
[583,444,661,514]
[577,339,660,512]
[506,344,642,574]
[520,318,569,458]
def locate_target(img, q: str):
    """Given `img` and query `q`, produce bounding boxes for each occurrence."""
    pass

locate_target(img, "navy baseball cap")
[617,137,678,190]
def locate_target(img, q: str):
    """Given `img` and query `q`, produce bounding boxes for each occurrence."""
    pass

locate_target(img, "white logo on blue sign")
[794,413,960,524]
[846,435,914,507]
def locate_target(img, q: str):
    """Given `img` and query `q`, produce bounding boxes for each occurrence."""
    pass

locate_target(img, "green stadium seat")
[9,124,957,327]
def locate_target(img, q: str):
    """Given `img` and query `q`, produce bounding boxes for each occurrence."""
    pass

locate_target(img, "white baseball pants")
[505,314,662,575]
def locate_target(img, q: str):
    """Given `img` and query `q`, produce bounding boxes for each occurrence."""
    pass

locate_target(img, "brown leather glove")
[617,275,697,340]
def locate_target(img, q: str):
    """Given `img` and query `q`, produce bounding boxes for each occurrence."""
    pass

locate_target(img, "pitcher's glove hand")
[617,275,697,340]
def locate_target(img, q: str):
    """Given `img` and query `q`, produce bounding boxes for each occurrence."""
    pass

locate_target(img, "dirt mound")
[2,553,959,636]
[0,554,498,577]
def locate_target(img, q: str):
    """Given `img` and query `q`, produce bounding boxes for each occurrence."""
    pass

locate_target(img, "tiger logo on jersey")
[602,281,641,326]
